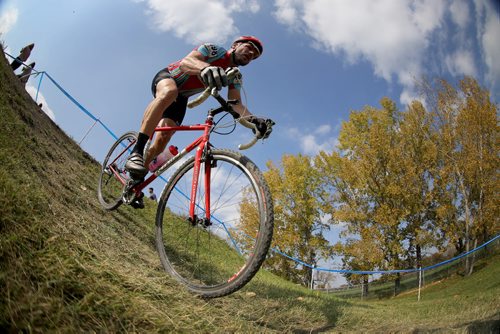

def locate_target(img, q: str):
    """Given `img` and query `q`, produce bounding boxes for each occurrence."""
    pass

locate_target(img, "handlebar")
[186,68,274,150]
[237,117,260,150]
[234,116,276,150]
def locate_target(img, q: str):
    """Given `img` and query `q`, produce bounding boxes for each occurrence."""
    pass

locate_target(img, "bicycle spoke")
[98,132,136,210]
[155,149,274,297]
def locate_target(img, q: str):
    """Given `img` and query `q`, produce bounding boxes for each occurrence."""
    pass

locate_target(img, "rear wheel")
[155,149,274,298]
[97,131,137,210]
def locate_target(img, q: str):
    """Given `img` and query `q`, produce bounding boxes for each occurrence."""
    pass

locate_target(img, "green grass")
[0,48,499,333]
[332,254,500,332]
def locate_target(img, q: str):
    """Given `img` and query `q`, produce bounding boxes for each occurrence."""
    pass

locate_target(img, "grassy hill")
[1,49,499,333]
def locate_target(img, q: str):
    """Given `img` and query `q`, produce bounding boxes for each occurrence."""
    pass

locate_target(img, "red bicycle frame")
[108,92,261,222]
[119,116,216,222]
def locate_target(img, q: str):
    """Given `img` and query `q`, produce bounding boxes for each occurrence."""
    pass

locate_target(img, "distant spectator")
[17,62,35,86]
[148,187,157,202]
[10,43,34,71]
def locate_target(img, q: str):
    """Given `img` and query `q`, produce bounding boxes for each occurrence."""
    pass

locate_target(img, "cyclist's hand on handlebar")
[200,66,228,91]
[225,67,243,84]
[249,116,275,139]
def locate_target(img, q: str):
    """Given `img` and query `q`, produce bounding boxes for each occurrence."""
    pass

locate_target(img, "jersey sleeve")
[196,44,227,62]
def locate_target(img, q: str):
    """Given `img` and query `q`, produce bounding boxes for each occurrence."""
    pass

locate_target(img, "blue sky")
[1,1,499,274]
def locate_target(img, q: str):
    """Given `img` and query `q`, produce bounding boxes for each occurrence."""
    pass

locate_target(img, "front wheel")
[97,131,137,210]
[155,149,274,298]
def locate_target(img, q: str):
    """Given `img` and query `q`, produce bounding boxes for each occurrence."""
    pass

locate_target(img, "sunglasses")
[246,41,261,59]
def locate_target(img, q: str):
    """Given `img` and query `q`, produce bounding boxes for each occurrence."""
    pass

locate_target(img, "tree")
[259,154,333,286]
[317,98,407,295]
[426,77,499,274]
[335,237,384,298]
[396,100,440,268]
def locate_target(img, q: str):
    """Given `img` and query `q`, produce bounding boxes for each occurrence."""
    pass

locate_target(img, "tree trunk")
[393,273,401,296]
[361,275,369,299]
[467,238,478,276]
[456,167,474,275]
[416,244,422,268]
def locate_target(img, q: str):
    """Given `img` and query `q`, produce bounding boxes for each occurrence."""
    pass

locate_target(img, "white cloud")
[274,0,458,101]
[478,1,500,90]
[227,0,260,13]
[289,127,338,155]
[274,0,300,27]
[0,7,18,36]
[297,0,445,83]
[400,88,424,108]
[445,49,477,77]
[138,0,260,44]
[411,0,446,34]
[26,83,56,121]
[316,124,331,135]
[302,134,321,154]
[449,0,470,28]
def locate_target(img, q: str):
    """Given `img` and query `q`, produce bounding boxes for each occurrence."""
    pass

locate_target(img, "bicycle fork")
[188,143,213,228]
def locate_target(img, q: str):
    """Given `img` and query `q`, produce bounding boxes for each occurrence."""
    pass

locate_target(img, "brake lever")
[237,118,276,149]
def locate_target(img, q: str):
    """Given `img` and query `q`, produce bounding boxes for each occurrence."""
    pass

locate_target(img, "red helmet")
[232,35,263,57]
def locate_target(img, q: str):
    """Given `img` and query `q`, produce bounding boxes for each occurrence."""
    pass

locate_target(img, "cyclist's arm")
[228,87,252,118]
[179,50,210,75]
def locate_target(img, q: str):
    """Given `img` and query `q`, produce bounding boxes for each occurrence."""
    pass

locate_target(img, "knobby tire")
[155,149,274,298]
[97,131,137,210]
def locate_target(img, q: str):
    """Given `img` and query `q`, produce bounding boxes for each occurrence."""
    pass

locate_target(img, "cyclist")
[125,36,273,188]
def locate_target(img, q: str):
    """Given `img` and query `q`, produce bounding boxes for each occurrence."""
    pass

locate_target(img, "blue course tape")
[42,72,118,141]
[44,73,97,121]
[310,234,500,275]
[33,67,500,276]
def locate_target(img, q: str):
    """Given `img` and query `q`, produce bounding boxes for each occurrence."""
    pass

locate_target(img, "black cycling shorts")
[151,68,187,126]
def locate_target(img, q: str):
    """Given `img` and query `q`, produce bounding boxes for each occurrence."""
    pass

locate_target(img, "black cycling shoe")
[130,192,145,209]
[125,152,148,179]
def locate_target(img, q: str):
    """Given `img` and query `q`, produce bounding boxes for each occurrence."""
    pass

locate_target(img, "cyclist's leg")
[145,95,188,167]
[140,78,178,138]
[145,118,176,167]
[126,71,178,177]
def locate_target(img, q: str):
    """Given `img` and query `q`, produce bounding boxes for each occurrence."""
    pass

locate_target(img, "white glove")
[200,66,228,91]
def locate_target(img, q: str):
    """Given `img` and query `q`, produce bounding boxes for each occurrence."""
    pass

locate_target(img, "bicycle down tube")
[130,121,213,222]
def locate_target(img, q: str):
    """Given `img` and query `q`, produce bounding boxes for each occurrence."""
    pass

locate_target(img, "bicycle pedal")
[122,178,144,205]
[126,177,144,189]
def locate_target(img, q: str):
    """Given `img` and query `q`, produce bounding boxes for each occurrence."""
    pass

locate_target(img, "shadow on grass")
[414,313,500,333]
[240,278,364,333]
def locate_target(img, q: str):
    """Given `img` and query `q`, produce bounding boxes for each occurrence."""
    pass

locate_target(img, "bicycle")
[97,82,275,298]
